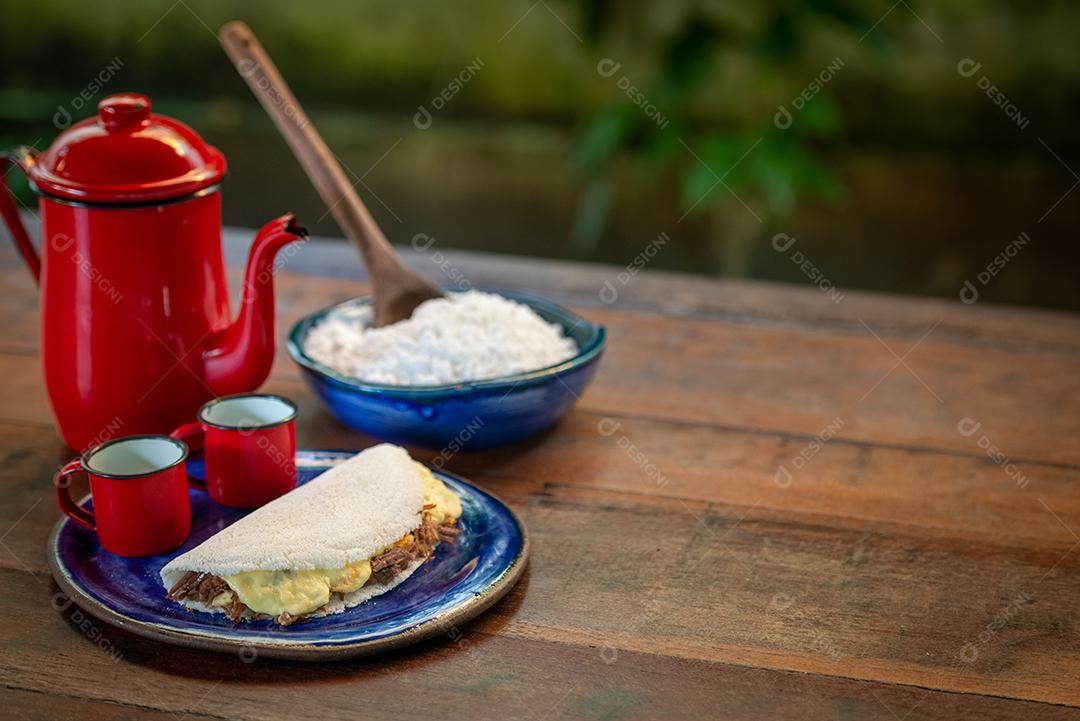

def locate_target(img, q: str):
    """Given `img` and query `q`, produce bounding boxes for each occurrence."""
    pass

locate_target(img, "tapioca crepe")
[160,444,462,625]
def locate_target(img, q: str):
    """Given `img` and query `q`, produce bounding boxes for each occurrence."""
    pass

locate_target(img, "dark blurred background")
[2,0,1078,310]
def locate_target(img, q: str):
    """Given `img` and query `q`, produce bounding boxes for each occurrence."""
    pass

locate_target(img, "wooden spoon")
[219,20,442,327]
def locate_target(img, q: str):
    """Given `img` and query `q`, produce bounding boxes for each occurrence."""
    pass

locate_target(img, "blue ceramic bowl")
[287,291,606,450]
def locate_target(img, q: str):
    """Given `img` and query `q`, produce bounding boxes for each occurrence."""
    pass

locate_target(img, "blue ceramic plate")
[47,450,528,660]
[286,290,606,450]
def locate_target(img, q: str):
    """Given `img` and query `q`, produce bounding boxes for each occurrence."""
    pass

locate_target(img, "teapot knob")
[99,93,151,132]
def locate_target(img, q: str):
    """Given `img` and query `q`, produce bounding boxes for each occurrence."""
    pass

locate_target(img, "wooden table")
[2,225,1079,720]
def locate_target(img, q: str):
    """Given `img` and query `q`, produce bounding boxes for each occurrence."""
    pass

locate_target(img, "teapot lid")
[28,93,226,204]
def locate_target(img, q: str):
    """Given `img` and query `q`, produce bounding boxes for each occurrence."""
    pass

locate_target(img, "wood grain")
[3,264,1079,466]
[0,235,1077,719]
[3,563,1079,720]
[6,227,1080,356]
[3,416,1079,708]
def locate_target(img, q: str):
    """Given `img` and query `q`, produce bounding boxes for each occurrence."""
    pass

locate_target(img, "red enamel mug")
[171,393,297,509]
[54,435,204,557]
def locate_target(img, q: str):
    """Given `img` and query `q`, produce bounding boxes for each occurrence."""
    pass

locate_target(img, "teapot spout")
[202,214,307,396]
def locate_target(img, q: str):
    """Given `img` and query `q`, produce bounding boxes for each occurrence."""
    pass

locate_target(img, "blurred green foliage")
[1,0,1077,278]
[569,1,894,248]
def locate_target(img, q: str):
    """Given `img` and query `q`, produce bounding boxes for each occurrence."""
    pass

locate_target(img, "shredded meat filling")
[166,571,229,604]
[436,524,462,542]
[166,570,201,600]
[370,512,457,583]
[166,513,460,625]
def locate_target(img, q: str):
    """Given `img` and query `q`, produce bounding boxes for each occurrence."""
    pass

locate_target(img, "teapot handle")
[0,147,41,284]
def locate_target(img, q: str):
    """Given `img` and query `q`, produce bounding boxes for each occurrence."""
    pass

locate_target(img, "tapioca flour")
[303,291,579,386]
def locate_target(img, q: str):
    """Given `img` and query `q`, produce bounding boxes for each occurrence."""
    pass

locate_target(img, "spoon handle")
[218,20,394,276]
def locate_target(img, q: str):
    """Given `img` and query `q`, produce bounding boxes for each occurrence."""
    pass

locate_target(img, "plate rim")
[47,452,530,661]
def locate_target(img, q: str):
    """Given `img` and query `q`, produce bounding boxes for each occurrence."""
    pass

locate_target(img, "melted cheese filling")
[220,463,460,618]
[418,463,461,523]
[223,560,373,617]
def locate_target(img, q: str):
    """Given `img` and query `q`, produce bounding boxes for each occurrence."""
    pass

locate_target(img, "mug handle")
[54,459,95,531]
[170,422,208,491]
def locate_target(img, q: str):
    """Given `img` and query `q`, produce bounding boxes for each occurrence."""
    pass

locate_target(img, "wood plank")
[4,359,1078,552]
[259,272,1080,468]
[5,417,1080,707]
[217,229,1080,355]
[4,226,1079,468]
[429,411,1080,548]
[2,567,1078,721]
[0,353,52,428]
[3,280,1079,468]
[0,688,222,721]
[0,269,38,351]
[3,220,1080,358]
[5,376,1079,555]
[3,215,1078,717]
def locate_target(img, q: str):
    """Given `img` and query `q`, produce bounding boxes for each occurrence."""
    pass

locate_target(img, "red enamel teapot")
[0,93,307,450]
